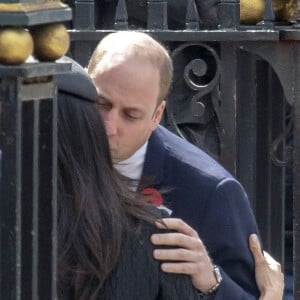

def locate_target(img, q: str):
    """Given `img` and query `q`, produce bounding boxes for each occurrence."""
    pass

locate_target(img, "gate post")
[0,1,71,299]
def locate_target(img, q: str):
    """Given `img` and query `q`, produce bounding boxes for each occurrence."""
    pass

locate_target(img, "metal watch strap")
[198,265,222,299]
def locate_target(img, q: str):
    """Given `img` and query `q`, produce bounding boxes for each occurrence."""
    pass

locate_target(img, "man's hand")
[249,234,284,300]
[151,218,217,292]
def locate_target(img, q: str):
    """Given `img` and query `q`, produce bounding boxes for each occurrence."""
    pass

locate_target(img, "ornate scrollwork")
[270,111,293,167]
[165,42,221,158]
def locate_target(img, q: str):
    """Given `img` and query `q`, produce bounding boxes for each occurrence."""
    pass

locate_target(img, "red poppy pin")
[142,188,163,206]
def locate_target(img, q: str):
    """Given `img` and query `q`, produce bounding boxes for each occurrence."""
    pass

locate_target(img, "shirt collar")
[114,141,148,182]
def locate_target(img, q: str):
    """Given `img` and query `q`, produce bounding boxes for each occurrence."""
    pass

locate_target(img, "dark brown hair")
[57,92,159,299]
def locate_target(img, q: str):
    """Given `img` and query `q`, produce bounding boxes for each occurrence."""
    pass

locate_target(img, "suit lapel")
[140,126,166,188]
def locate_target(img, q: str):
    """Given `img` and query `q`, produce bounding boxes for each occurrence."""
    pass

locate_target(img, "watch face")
[214,266,222,283]
[199,265,222,298]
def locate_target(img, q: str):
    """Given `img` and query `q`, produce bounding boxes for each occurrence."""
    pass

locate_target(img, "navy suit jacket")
[141,125,260,299]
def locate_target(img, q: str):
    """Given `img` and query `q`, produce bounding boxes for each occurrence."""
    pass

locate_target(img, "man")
[87,31,260,299]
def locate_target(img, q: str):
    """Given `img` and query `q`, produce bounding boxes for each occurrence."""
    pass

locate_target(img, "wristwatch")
[198,265,222,299]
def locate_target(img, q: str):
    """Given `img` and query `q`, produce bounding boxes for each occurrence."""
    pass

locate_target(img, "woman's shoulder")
[101,212,199,300]
[100,215,161,299]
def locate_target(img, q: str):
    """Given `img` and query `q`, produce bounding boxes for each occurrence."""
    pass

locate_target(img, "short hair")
[88,31,173,104]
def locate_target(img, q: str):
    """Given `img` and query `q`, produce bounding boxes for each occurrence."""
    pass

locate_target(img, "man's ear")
[151,101,166,130]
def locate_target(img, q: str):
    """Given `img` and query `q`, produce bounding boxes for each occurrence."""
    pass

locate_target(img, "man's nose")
[103,111,118,136]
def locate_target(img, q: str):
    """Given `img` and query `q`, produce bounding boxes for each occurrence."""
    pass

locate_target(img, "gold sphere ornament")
[240,0,265,24]
[240,0,297,24]
[31,23,70,62]
[0,27,33,65]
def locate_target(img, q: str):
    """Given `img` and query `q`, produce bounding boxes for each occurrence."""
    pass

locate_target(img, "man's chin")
[111,153,128,164]
[110,152,122,164]
[109,148,128,163]
[112,157,120,164]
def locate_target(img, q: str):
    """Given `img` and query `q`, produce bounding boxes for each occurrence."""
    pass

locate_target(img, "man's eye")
[125,113,140,120]
[97,103,111,110]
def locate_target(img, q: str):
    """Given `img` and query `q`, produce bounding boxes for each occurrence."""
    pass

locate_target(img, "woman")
[56,57,199,299]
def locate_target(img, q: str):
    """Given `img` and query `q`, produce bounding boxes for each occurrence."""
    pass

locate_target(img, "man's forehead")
[93,53,128,75]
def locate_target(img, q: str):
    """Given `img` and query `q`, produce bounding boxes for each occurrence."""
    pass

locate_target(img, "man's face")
[91,57,165,163]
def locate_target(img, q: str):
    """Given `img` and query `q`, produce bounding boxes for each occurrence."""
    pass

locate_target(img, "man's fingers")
[153,248,201,262]
[263,251,278,264]
[151,232,202,249]
[156,218,198,238]
[160,262,200,275]
[263,251,282,273]
[249,234,264,262]
[249,234,262,252]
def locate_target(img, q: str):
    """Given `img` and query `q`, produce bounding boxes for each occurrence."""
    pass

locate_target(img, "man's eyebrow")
[96,97,144,113]
[98,95,110,101]
[124,107,143,114]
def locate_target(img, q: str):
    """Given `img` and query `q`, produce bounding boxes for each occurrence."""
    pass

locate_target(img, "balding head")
[88,31,173,104]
